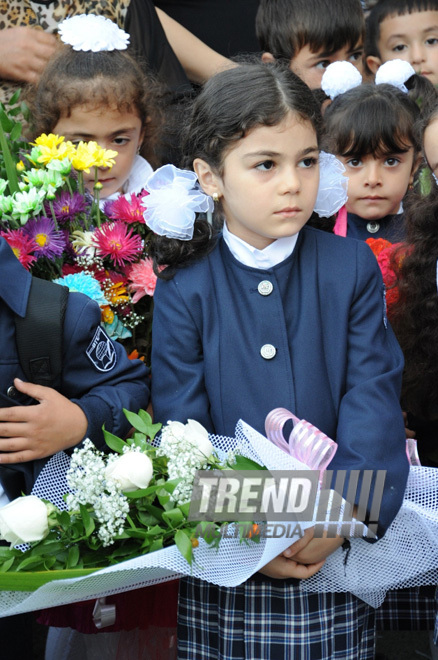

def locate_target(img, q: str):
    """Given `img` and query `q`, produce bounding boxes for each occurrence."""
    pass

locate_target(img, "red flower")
[1,229,36,269]
[104,192,148,224]
[365,237,392,258]
[93,221,143,267]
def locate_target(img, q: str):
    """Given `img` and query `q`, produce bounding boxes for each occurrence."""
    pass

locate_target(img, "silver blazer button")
[260,344,276,360]
[258,280,273,296]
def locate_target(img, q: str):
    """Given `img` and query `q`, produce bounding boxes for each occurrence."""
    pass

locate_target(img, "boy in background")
[365,0,438,86]
[256,0,365,89]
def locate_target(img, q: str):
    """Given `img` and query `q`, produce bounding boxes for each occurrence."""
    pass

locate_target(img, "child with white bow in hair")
[322,59,437,243]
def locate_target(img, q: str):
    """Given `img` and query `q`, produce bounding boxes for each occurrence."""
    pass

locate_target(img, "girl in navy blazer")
[150,63,409,660]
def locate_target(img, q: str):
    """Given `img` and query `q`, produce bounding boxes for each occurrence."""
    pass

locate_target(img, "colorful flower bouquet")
[0,112,155,358]
[0,407,437,618]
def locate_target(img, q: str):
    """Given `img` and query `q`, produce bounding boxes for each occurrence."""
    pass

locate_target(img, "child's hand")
[282,526,344,564]
[258,554,326,580]
[0,379,88,462]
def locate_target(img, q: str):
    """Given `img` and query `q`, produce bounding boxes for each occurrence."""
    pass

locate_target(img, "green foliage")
[0,90,29,195]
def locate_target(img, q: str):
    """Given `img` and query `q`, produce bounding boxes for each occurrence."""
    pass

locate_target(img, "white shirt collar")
[222,222,298,270]
[99,155,153,208]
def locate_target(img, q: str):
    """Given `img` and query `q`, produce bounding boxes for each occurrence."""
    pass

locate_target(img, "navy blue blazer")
[151,226,409,536]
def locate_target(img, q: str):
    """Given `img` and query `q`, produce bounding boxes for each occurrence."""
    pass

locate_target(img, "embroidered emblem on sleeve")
[86,326,117,372]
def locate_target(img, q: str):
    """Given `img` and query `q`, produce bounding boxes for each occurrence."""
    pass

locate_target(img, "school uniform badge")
[86,327,117,372]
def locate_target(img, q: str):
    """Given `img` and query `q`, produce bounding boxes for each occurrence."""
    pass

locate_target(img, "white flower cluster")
[66,440,130,547]
[157,420,214,505]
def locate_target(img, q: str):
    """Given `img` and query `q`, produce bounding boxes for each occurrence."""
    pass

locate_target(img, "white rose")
[185,419,213,460]
[165,421,187,440]
[0,495,49,546]
[105,451,153,491]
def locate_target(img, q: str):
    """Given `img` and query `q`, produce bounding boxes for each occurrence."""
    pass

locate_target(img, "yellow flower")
[33,134,65,150]
[105,280,130,305]
[101,305,115,324]
[69,142,99,173]
[16,160,25,173]
[32,134,76,165]
[70,141,117,173]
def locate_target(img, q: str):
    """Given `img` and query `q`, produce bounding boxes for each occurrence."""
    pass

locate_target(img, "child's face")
[289,42,364,89]
[54,104,144,198]
[368,10,438,86]
[338,150,416,220]
[195,113,320,250]
[423,118,438,178]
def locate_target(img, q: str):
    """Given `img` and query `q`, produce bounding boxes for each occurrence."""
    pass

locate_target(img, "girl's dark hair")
[27,45,163,168]
[323,81,421,158]
[150,62,324,277]
[389,187,438,419]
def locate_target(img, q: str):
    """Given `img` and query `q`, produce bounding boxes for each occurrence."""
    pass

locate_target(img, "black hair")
[256,0,364,61]
[389,186,438,420]
[323,81,421,158]
[150,62,324,278]
[365,0,438,60]
[27,44,164,168]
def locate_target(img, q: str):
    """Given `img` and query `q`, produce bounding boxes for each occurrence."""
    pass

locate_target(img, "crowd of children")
[1,1,438,659]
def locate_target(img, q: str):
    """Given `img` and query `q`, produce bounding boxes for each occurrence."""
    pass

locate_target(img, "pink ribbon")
[264,408,338,474]
[406,437,421,466]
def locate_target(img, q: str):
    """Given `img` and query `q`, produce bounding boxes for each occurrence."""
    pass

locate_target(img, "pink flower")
[93,221,143,267]
[104,192,148,224]
[127,258,158,302]
[1,229,36,269]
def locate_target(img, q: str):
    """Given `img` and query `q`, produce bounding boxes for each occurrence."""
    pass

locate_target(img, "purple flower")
[25,217,66,259]
[50,191,86,223]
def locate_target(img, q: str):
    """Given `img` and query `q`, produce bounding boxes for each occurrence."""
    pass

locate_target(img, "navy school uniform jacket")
[151,225,409,537]
[0,237,150,496]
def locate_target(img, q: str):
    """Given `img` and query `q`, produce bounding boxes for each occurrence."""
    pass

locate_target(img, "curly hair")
[26,44,164,168]
[389,187,438,419]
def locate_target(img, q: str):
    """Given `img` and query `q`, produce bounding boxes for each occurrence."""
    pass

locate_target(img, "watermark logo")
[189,470,387,539]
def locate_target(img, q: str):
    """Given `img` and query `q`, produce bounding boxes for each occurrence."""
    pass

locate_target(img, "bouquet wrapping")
[0,411,437,617]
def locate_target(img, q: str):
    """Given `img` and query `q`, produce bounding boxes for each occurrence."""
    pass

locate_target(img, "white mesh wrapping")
[0,421,437,616]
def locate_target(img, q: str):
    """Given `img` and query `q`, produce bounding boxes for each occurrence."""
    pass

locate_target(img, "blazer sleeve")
[330,241,409,539]
[151,275,214,430]
[60,293,150,449]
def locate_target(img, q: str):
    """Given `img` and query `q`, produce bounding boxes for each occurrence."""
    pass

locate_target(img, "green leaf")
[67,545,80,569]
[0,558,15,573]
[0,568,100,591]
[10,123,22,141]
[80,504,95,537]
[162,508,184,528]
[0,112,19,194]
[174,529,193,565]
[232,455,266,471]
[147,538,163,552]
[123,409,162,439]
[8,89,21,105]
[0,107,14,132]
[103,429,128,454]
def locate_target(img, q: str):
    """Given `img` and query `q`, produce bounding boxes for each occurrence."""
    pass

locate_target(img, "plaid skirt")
[375,587,437,631]
[177,577,376,660]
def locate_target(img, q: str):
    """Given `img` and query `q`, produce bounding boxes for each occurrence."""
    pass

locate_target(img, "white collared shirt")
[99,155,153,208]
[222,222,298,270]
